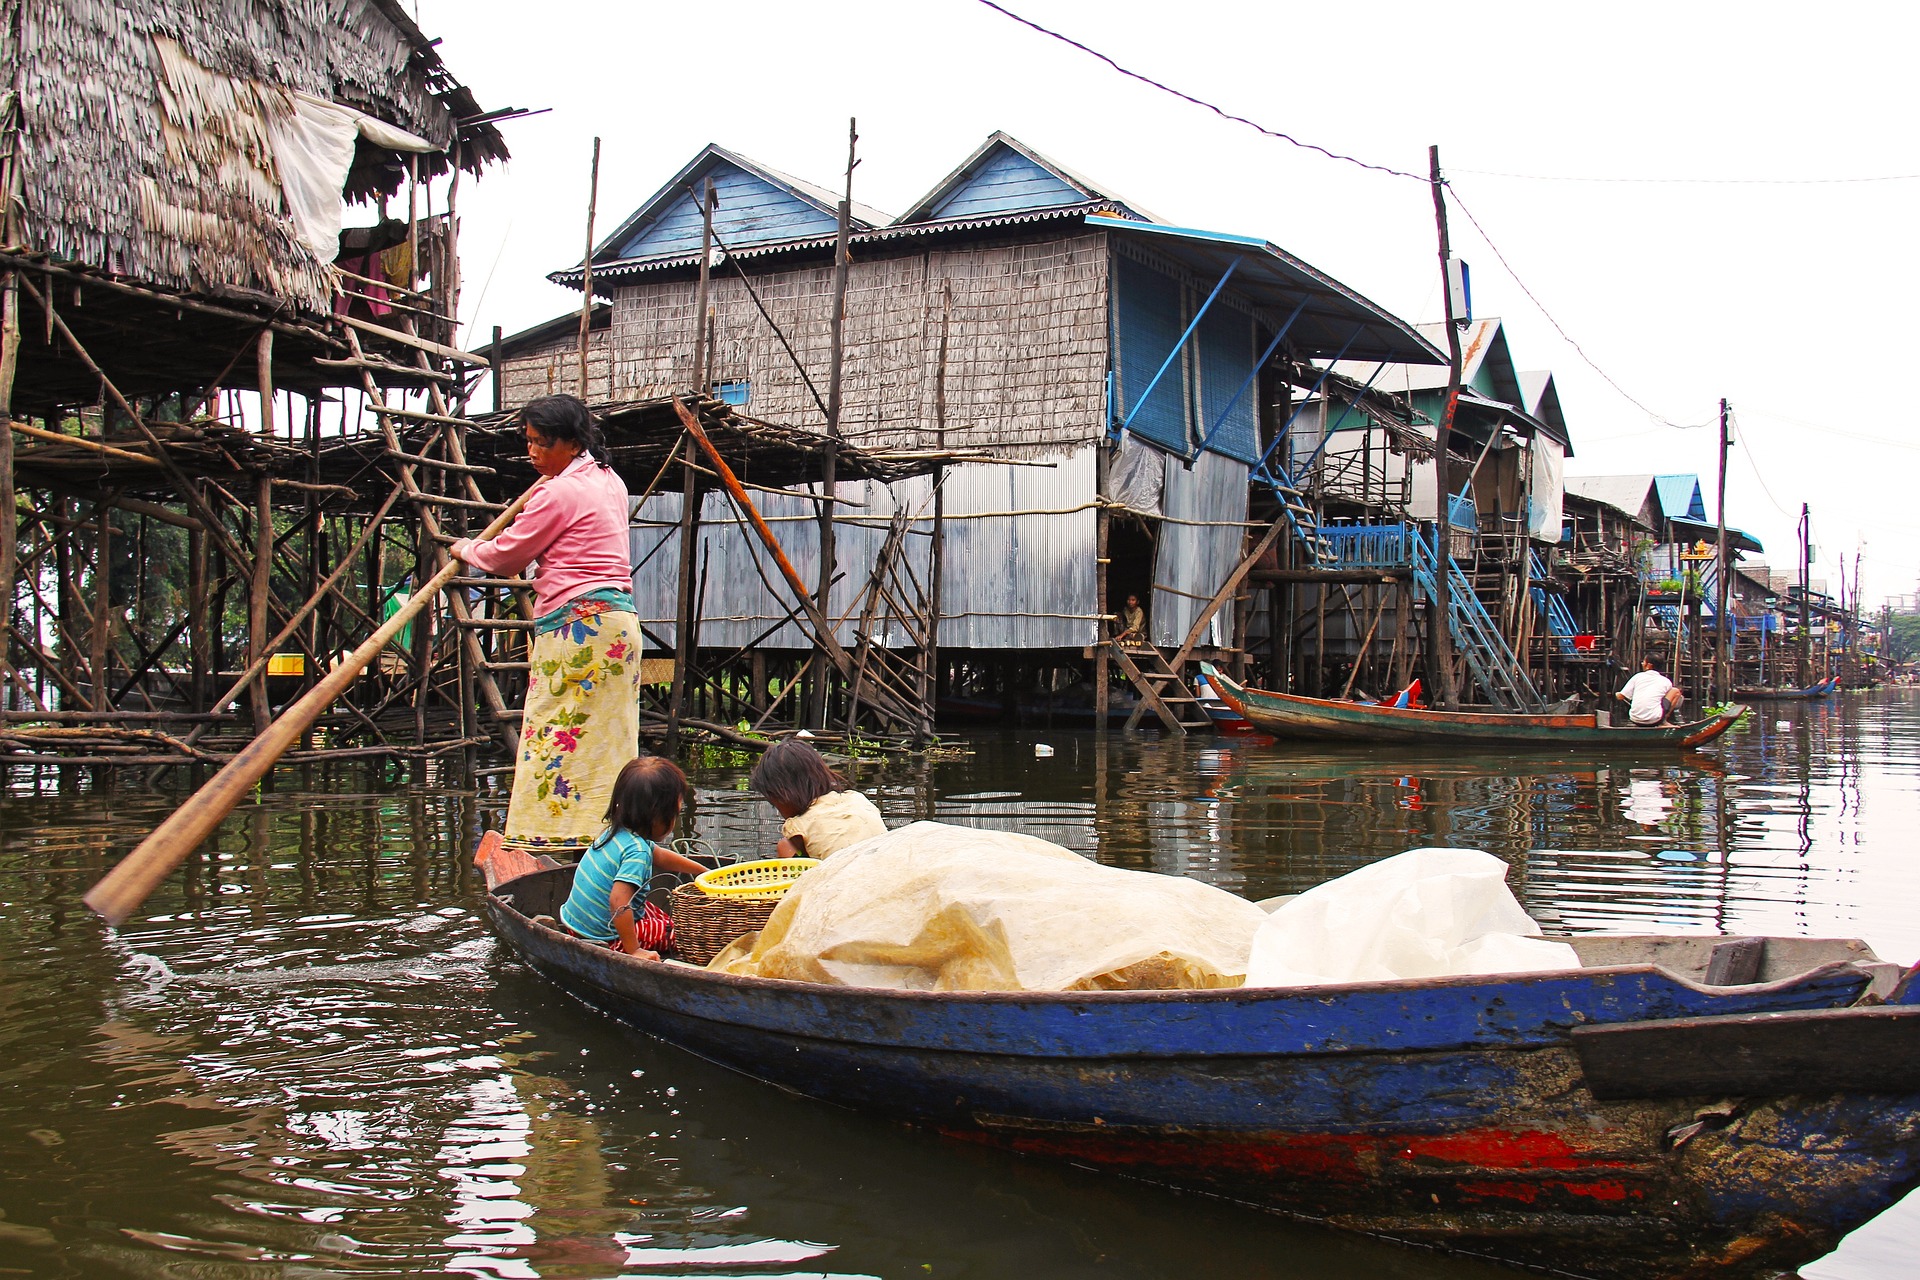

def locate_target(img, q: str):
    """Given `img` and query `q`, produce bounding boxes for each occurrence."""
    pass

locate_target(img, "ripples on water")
[1,692,1916,1278]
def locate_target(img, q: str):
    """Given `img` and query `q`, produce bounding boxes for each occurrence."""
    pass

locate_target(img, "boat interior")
[492,867,1909,996]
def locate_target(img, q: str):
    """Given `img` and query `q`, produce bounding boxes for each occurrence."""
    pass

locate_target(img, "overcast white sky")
[416,0,1919,607]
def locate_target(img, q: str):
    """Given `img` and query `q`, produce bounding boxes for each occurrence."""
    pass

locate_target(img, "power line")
[1444,184,1693,428]
[970,0,1426,182]
[1455,166,1920,186]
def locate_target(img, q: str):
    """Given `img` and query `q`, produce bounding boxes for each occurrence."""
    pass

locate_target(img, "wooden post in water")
[1427,145,1462,710]
[1728,397,1743,706]
[250,332,276,735]
[666,178,717,747]
[813,118,856,731]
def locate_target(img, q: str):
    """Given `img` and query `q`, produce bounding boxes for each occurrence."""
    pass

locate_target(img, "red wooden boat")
[1204,664,1747,749]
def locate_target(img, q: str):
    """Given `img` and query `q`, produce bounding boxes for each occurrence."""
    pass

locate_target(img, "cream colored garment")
[782,789,887,858]
[712,821,1269,991]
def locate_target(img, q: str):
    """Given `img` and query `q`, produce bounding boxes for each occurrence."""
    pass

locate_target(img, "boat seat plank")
[1571,1006,1920,1100]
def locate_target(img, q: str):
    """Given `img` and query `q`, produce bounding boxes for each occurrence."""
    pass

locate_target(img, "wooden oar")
[83,484,539,926]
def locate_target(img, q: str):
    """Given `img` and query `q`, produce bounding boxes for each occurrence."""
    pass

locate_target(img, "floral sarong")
[503,599,642,859]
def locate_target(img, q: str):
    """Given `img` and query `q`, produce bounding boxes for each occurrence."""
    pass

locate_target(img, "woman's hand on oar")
[82,484,540,927]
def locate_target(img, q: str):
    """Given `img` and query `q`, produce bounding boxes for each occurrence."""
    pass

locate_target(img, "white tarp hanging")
[1244,847,1579,987]
[711,822,1269,991]
[1105,432,1165,516]
[1529,436,1565,542]
[270,91,434,262]
[150,37,435,266]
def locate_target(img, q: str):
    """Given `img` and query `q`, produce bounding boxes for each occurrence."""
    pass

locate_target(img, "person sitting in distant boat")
[1617,658,1684,727]
[560,756,707,958]
[750,739,887,860]
[1114,593,1147,646]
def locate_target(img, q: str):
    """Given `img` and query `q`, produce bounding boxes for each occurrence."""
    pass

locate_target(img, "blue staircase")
[1407,533,1545,712]
[1268,468,1333,565]
[1529,550,1579,656]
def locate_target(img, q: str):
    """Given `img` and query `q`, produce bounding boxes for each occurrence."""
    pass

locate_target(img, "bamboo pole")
[83,484,537,927]
[578,137,601,398]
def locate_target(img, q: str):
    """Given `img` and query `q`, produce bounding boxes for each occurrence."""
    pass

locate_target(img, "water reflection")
[0,693,1916,1276]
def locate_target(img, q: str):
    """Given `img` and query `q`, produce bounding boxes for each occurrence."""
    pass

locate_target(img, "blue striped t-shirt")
[560,828,655,942]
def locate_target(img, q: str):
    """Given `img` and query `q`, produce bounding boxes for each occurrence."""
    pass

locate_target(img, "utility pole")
[1427,145,1462,709]
[1714,398,1731,701]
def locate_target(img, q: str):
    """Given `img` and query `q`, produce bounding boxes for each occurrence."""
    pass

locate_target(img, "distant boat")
[482,850,1920,1280]
[1204,664,1747,749]
[1191,671,1254,732]
[1733,677,1838,701]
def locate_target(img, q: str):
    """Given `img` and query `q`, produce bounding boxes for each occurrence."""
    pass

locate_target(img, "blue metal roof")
[1654,474,1707,523]
[1087,216,1443,366]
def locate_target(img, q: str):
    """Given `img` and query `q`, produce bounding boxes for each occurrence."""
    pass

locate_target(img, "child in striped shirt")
[560,756,707,957]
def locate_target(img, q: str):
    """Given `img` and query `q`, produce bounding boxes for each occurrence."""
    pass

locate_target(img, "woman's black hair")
[749,739,848,815]
[518,393,609,466]
[605,755,690,840]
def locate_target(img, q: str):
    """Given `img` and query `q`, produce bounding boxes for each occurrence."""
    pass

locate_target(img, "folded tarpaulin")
[1244,847,1578,988]
[710,821,1268,992]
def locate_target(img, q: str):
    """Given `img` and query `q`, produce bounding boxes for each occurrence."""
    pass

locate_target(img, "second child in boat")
[750,739,887,859]
[559,756,707,958]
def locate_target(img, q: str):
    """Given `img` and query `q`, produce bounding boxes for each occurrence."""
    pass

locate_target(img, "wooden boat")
[1204,664,1747,748]
[481,852,1920,1280]
[1733,677,1838,700]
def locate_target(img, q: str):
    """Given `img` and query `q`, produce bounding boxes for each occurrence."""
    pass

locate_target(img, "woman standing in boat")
[453,395,639,858]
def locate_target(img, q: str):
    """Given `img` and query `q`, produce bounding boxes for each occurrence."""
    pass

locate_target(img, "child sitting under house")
[749,739,887,859]
[560,756,708,958]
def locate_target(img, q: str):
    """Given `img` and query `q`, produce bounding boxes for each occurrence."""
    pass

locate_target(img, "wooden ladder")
[1110,642,1212,735]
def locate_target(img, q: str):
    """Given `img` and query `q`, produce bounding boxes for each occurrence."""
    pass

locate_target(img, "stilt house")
[502,132,1443,729]
[1,1,519,763]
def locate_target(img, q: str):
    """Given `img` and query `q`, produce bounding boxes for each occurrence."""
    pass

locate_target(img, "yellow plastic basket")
[692,857,820,900]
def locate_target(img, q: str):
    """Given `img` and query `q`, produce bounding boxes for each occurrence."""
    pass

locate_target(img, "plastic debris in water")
[1034,744,1054,757]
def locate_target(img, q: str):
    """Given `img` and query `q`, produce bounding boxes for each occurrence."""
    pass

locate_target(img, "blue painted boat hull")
[485,868,1920,1279]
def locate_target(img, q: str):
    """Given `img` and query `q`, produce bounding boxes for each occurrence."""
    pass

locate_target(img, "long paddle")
[83,484,539,926]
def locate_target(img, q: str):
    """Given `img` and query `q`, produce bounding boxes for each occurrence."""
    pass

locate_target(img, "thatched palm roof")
[5,0,507,314]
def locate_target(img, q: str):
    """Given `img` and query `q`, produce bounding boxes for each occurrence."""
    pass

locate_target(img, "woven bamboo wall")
[603,232,1110,456]
[498,328,615,405]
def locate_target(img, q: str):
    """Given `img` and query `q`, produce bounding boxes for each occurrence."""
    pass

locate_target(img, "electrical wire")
[970,0,1426,182]
[1444,184,1698,428]
[1454,167,1920,186]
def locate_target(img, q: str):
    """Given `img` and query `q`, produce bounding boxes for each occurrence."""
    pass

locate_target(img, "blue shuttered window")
[1115,254,1259,462]
[1114,256,1189,455]
[1195,302,1257,464]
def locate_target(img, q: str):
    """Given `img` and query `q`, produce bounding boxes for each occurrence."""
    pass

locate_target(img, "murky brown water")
[2,691,1917,1278]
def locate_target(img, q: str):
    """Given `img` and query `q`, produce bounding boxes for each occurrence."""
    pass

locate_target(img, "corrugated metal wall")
[630,450,1099,652]
[1152,447,1248,648]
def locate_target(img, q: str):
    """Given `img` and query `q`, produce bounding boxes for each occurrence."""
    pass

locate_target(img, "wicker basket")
[669,881,783,965]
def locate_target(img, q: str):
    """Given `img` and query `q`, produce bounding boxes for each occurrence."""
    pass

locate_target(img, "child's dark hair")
[518,393,609,466]
[605,755,689,839]
[749,739,847,815]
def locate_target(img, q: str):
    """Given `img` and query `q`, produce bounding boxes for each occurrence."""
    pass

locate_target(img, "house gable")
[596,145,877,264]
[896,131,1145,225]
[1654,474,1707,523]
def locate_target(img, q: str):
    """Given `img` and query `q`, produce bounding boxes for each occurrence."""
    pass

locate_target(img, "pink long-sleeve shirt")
[459,453,632,617]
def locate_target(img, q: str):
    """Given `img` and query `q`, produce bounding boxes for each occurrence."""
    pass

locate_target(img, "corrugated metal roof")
[550,202,1118,290]
[1329,319,1507,392]
[1654,474,1707,522]
[1566,474,1657,520]
[1088,216,1443,366]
